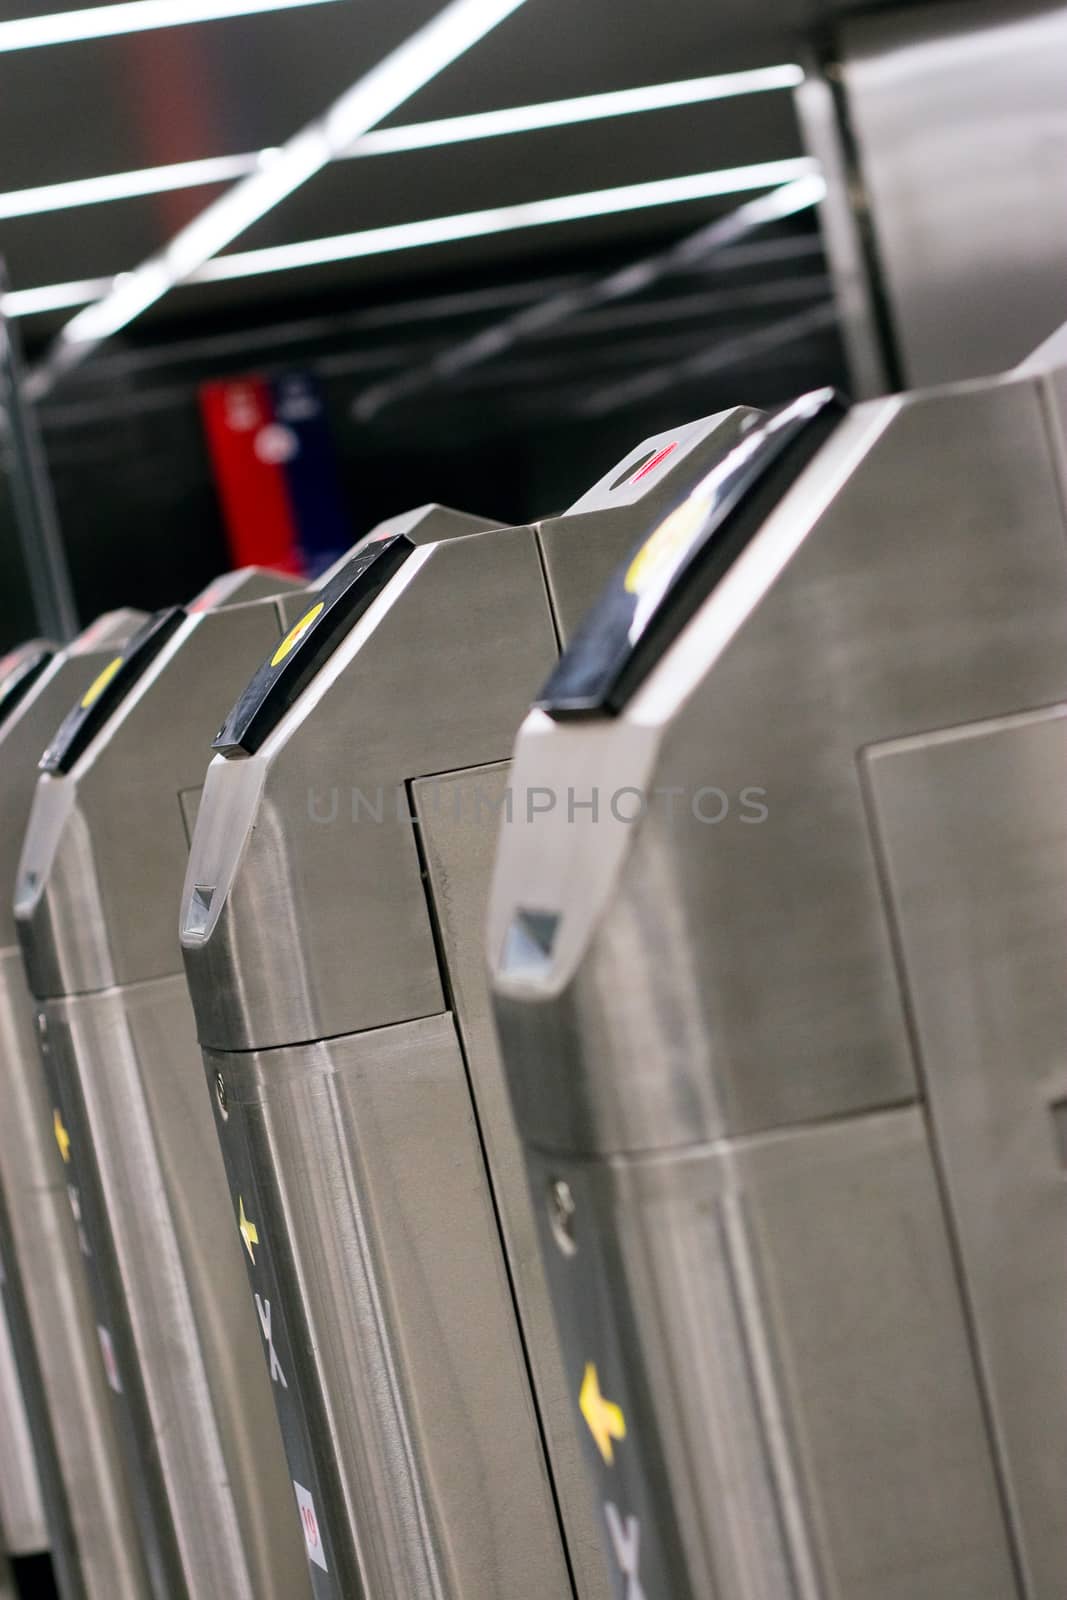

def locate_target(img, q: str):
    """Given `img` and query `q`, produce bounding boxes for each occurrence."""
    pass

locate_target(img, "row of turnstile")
[0,338,1064,1600]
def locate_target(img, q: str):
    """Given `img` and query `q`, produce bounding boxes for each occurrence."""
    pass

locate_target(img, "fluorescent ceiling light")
[0,0,343,52]
[195,160,818,281]
[0,156,260,221]
[7,160,818,324]
[0,67,804,221]
[3,278,114,317]
[355,65,804,153]
[33,0,529,390]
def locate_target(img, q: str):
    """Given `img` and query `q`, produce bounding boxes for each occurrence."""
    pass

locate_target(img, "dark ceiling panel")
[0,0,439,188]
[230,90,803,249]
[385,0,810,122]
[6,87,801,329]
[1,182,230,287]
[156,191,803,321]
[3,1,141,16]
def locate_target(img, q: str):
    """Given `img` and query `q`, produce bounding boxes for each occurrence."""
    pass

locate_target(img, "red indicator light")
[630,441,678,484]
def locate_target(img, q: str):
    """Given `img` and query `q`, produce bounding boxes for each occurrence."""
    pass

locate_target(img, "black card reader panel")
[40,608,186,774]
[0,646,53,729]
[213,532,414,758]
[537,389,847,718]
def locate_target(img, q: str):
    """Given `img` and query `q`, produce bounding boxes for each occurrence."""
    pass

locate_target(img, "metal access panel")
[864,706,1067,1598]
[13,570,312,1600]
[488,362,1067,1598]
[179,414,756,1600]
[0,619,151,1600]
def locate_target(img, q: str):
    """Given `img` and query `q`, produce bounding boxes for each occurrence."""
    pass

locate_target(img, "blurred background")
[1,0,1065,647]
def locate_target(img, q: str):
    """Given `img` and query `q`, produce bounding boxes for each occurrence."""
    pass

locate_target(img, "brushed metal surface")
[793,61,891,399]
[206,1016,572,1600]
[181,423,751,1600]
[489,363,1067,1598]
[14,592,312,1600]
[38,977,309,1600]
[522,1110,1018,1600]
[839,1,1067,385]
[492,371,1067,1155]
[414,766,608,1600]
[0,950,141,1600]
[17,599,301,998]
[0,652,48,1557]
[0,628,150,1600]
[0,1244,46,1555]
[865,705,1067,1597]
[183,527,557,1054]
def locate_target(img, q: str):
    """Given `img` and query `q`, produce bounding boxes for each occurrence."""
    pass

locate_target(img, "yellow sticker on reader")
[80,656,124,710]
[214,532,414,759]
[623,496,707,597]
[271,603,324,668]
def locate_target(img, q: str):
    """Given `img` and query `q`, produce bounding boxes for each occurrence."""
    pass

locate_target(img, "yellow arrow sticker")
[53,1108,71,1164]
[80,655,123,710]
[271,603,324,668]
[238,1195,259,1264]
[580,1362,626,1465]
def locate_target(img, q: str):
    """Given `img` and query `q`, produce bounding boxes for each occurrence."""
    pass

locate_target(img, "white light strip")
[355,65,805,154]
[6,160,817,322]
[0,67,803,221]
[196,160,818,282]
[4,278,113,317]
[35,0,529,389]
[0,0,343,52]
[0,156,260,221]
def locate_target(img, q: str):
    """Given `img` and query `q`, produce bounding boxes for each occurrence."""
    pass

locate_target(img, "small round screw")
[548,1178,578,1257]
[214,1071,229,1118]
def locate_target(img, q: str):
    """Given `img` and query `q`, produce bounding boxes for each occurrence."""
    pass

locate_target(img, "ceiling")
[0,0,911,355]
[0,0,942,645]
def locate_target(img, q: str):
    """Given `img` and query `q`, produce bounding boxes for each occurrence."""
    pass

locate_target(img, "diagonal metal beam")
[29,0,530,398]
[576,300,840,415]
[352,172,826,420]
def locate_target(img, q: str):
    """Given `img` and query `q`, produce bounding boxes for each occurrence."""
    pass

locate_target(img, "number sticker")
[293,1480,328,1572]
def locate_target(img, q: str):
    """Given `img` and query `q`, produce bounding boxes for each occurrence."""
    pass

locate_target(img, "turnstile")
[488,370,1067,1597]
[0,1277,46,1564]
[0,619,152,1600]
[178,415,756,1600]
[0,651,49,1578]
[13,571,313,1600]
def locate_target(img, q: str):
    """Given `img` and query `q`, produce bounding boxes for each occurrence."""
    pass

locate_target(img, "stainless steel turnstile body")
[488,368,1067,1598]
[14,572,313,1600]
[0,650,49,1574]
[179,417,754,1600]
[0,619,151,1600]
[0,1276,45,1561]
